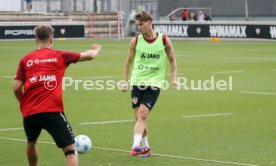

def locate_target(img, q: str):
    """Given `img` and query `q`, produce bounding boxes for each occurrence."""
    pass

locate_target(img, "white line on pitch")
[211,71,244,74]
[0,127,23,131]
[1,76,13,78]
[182,113,234,118]
[241,91,276,96]
[78,119,133,125]
[0,120,133,130]
[0,137,258,166]
[152,153,257,166]
[0,137,55,144]
[86,147,257,166]
[175,54,276,61]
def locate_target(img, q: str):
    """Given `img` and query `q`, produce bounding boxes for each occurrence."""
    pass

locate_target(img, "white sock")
[132,133,142,148]
[141,136,150,148]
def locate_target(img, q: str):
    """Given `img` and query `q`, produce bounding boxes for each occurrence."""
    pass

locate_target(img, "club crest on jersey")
[132,97,138,104]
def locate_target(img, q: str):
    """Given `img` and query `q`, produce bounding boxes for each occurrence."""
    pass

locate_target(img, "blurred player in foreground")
[13,25,101,166]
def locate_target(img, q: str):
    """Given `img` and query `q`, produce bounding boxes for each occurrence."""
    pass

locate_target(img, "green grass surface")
[0,39,276,166]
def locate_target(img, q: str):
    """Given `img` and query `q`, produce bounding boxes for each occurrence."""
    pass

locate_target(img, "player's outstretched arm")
[13,80,23,102]
[79,44,102,61]
[165,37,179,87]
[122,37,136,92]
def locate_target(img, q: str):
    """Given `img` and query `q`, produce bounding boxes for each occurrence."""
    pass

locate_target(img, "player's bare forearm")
[13,80,23,102]
[124,38,136,82]
[124,50,134,82]
[170,58,177,82]
[165,41,177,83]
[79,44,102,61]
[124,62,131,82]
[122,38,136,92]
[14,90,23,102]
[122,57,132,92]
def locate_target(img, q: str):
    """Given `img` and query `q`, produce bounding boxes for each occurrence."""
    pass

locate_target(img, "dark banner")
[153,23,276,40]
[0,25,85,39]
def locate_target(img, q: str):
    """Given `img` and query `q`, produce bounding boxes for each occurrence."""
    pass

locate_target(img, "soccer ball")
[75,135,92,154]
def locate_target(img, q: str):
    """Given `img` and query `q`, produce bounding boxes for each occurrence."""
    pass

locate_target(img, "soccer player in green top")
[122,11,178,157]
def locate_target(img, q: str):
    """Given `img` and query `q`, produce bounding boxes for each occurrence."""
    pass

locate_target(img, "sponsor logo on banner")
[61,28,66,35]
[0,25,85,40]
[270,26,276,39]
[209,25,247,38]
[255,28,261,35]
[196,27,201,34]
[154,25,188,37]
[4,29,34,36]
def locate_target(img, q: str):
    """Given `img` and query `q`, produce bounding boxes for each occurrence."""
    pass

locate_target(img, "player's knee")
[63,144,77,156]
[138,109,149,120]
[64,150,78,156]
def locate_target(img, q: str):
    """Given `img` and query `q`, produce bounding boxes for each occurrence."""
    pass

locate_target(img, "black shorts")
[131,86,161,110]
[23,112,75,148]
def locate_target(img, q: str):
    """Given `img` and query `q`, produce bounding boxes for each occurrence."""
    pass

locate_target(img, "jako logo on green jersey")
[140,53,160,59]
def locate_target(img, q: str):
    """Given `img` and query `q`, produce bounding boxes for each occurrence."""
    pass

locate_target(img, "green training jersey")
[130,33,167,88]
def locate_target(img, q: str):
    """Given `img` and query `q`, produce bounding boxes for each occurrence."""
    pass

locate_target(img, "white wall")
[0,0,21,11]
